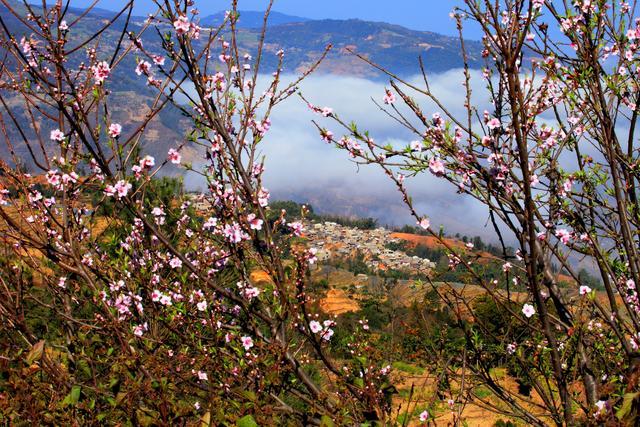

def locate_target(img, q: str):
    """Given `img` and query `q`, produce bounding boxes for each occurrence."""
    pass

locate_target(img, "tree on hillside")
[0,1,394,424]
[313,0,640,424]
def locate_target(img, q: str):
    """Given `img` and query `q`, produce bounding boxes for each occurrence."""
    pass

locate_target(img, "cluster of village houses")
[304,221,436,273]
[185,194,436,274]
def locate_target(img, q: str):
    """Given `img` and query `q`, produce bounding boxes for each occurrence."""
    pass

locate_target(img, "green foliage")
[391,361,424,375]
[270,200,378,229]
[237,415,259,427]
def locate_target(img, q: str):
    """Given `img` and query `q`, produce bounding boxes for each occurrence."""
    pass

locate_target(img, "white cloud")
[185,70,504,240]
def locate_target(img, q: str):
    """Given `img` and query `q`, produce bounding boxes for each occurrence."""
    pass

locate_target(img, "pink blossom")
[223,223,248,243]
[323,320,336,328]
[50,129,65,142]
[197,370,208,381]
[105,180,132,199]
[595,400,607,416]
[307,247,318,265]
[46,170,60,186]
[257,188,270,207]
[419,410,429,422]
[20,36,32,55]
[167,148,181,165]
[0,189,9,206]
[429,157,445,176]
[241,336,254,350]
[114,180,132,199]
[203,217,218,230]
[243,287,260,300]
[152,55,165,66]
[320,328,334,341]
[555,228,571,245]
[309,320,322,334]
[522,303,536,318]
[432,112,444,128]
[196,300,207,311]
[247,213,263,230]
[417,218,431,230]
[133,323,147,337]
[139,155,155,170]
[507,343,517,354]
[135,61,151,76]
[173,16,190,35]
[159,294,172,306]
[486,117,501,130]
[579,285,592,295]
[61,172,78,186]
[320,129,334,143]
[169,257,182,269]
[288,221,304,236]
[28,191,42,204]
[108,123,122,138]
[383,89,396,104]
[92,61,111,84]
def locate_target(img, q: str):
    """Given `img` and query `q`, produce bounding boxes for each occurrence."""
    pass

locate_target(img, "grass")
[490,367,507,380]
[392,361,425,375]
[474,386,493,399]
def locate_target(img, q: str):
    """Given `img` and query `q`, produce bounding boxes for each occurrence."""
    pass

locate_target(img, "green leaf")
[237,415,258,427]
[76,358,91,378]
[137,408,160,426]
[320,415,335,427]
[26,340,45,365]
[241,390,256,402]
[617,392,640,420]
[62,385,81,406]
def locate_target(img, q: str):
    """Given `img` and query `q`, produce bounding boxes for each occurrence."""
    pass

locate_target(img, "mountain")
[257,19,482,76]
[15,4,482,77]
[200,10,310,28]
[197,12,483,76]
[0,3,482,171]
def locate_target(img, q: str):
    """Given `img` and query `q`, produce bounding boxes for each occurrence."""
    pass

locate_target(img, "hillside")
[200,10,310,28]
[16,4,482,77]
[1,3,481,172]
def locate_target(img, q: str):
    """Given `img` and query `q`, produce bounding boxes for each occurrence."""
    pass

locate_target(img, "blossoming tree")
[311,0,640,424]
[0,0,393,424]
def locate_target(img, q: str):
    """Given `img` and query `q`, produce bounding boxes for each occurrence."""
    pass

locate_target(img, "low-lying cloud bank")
[186,69,500,239]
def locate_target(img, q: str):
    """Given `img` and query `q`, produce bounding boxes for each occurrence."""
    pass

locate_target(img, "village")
[185,193,437,274]
[303,221,436,273]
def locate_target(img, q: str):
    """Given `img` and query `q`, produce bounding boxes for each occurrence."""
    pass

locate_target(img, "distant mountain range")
[1,3,482,171]
[200,10,310,28]
[187,10,482,76]
[191,10,481,76]
[11,3,482,76]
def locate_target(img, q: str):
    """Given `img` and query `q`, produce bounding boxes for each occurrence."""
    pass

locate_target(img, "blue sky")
[67,0,473,37]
